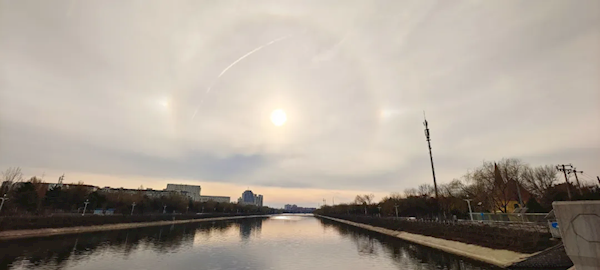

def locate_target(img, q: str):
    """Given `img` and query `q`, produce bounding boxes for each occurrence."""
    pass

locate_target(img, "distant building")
[254,194,263,207]
[165,184,201,201]
[242,190,255,204]
[100,187,185,198]
[283,204,316,213]
[199,195,230,203]
[238,190,263,206]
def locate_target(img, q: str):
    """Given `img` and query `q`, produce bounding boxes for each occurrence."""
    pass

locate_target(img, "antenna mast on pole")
[423,112,439,201]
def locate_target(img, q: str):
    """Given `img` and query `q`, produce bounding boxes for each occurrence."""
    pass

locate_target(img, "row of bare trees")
[317,158,599,218]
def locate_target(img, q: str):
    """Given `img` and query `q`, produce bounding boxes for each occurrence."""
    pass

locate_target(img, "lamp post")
[82,199,89,216]
[394,204,399,218]
[131,202,136,215]
[464,199,473,221]
[0,194,8,213]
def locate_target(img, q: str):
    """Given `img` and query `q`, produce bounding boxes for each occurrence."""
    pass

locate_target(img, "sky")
[1,0,599,208]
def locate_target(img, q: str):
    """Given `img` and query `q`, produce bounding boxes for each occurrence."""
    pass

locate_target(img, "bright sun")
[270,109,287,126]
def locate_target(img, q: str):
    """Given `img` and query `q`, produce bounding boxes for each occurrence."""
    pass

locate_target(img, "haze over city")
[1,0,599,208]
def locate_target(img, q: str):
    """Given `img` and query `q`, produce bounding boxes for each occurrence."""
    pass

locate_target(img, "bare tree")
[439,179,465,198]
[467,158,530,213]
[1,167,24,193]
[363,194,374,204]
[522,165,558,198]
[2,167,23,183]
[388,192,403,200]
[404,188,417,197]
[417,184,434,197]
[354,194,375,205]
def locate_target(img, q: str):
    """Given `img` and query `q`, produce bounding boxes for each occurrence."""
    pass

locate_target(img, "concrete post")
[553,201,600,270]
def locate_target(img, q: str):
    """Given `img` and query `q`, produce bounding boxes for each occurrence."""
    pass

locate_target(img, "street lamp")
[464,199,473,221]
[0,194,8,213]
[131,202,136,215]
[82,199,89,216]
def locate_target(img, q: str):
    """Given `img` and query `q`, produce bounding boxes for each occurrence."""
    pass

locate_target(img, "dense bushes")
[319,214,556,253]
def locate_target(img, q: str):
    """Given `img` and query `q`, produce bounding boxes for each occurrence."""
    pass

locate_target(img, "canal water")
[0,215,500,270]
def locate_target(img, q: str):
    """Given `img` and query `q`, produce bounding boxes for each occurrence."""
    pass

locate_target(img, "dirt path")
[0,215,270,241]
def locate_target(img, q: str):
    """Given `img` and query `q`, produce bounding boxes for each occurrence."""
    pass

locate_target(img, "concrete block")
[553,201,600,270]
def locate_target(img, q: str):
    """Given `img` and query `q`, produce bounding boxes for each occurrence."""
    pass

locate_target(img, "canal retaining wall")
[0,214,270,241]
[317,215,534,268]
[319,214,554,253]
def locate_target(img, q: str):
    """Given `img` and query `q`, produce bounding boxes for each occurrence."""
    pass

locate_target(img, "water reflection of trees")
[318,219,500,270]
[0,221,240,270]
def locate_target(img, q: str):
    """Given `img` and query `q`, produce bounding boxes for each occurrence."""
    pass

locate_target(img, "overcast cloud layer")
[1,0,599,207]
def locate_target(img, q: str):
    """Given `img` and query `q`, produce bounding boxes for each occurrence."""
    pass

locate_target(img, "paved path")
[0,215,270,241]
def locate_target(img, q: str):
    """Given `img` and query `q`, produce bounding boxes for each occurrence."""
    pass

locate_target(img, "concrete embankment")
[0,215,270,241]
[317,215,533,268]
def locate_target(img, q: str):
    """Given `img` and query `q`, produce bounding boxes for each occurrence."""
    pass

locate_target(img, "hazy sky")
[1,0,599,208]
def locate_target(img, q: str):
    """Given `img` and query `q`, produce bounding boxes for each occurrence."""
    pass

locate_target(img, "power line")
[582,172,600,186]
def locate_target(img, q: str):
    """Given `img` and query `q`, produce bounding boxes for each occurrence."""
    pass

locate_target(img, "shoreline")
[0,215,270,241]
[317,215,534,268]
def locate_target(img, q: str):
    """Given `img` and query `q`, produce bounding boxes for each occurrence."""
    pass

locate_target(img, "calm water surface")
[0,215,500,270]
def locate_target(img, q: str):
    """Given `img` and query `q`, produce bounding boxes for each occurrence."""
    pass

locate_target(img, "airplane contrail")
[191,34,292,119]
[206,34,292,94]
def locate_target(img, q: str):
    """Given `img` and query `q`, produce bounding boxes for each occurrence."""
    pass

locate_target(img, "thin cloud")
[1,1,598,207]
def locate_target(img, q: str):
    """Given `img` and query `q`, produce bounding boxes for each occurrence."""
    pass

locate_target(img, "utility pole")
[569,168,584,196]
[557,164,573,200]
[423,112,439,201]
